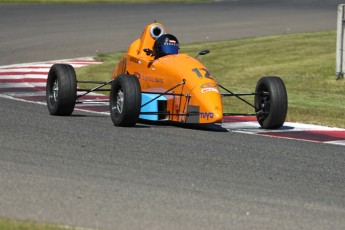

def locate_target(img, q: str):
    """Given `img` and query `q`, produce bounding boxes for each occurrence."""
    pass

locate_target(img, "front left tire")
[110,74,141,127]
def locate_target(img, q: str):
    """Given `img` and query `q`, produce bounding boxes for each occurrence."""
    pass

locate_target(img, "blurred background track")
[0,0,343,65]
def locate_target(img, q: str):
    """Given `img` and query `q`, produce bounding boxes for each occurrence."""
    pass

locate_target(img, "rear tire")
[110,74,141,127]
[46,64,77,116]
[255,76,288,129]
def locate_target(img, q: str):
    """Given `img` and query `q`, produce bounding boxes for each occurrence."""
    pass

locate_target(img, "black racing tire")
[255,76,288,129]
[46,64,77,116]
[110,74,141,127]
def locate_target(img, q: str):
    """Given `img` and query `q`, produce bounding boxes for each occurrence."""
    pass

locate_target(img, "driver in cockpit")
[153,34,179,59]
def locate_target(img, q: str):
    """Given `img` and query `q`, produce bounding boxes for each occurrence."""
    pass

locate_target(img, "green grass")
[77,30,345,128]
[0,217,77,230]
[0,0,208,3]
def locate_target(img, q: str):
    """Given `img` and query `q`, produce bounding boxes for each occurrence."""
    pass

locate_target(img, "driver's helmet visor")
[160,43,179,55]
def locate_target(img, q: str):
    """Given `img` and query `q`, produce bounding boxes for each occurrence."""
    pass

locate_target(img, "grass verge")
[76,30,345,128]
[0,217,76,230]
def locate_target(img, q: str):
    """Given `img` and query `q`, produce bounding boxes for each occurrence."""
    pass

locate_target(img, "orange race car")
[46,22,288,129]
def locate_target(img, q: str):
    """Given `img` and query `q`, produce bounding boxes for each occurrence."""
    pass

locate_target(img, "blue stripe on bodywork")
[140,93,167,121]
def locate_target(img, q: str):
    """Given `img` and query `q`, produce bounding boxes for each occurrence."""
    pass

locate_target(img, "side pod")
[140,93,168,121]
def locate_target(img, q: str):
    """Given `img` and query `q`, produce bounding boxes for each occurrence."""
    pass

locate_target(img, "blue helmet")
[153,34,179,58]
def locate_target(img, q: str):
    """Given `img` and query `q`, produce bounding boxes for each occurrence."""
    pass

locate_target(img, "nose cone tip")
[199,111,223,123]
[213,112,223,123]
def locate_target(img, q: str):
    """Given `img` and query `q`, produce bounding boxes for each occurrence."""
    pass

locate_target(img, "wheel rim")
[258,94,270,114]
[256,84,270,120]
[117,89,124,113]
[112,87,124,114]
[50,79,58,105]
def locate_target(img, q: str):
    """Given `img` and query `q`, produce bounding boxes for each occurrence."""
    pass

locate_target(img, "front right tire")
[46,64,77,116]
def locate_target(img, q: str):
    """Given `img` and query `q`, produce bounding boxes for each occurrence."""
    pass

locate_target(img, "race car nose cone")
[191,83,223,124]
[199,110,223,123]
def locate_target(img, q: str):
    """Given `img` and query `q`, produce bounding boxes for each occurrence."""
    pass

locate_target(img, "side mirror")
[195,50,210,58]
[199,50,210,55]
[143,48,155,56]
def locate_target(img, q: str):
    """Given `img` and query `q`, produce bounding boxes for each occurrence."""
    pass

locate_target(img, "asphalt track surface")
[1,0,345,229]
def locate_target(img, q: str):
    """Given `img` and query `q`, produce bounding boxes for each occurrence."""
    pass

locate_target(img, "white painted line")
[0,75,47,79]
[0,82,46,87]
[221,121,260,130]
[283,122,345,131]
[325,140,345,146]
[0,57,100,69]
[0,93,46,105]
[0,83,35,88]
[0,68,49,73]
[3,91,46,97]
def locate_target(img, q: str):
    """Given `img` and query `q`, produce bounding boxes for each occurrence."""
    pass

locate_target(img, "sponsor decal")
[200,82,219,93]
[201,82,217,88]
[164,40,177,46]
[200,112,214,120]
[201,88,219,93]
[141,75,163,84]
[129,57,140,64]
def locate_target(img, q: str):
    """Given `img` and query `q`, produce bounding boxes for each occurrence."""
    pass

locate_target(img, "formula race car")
[46,22,288,129]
